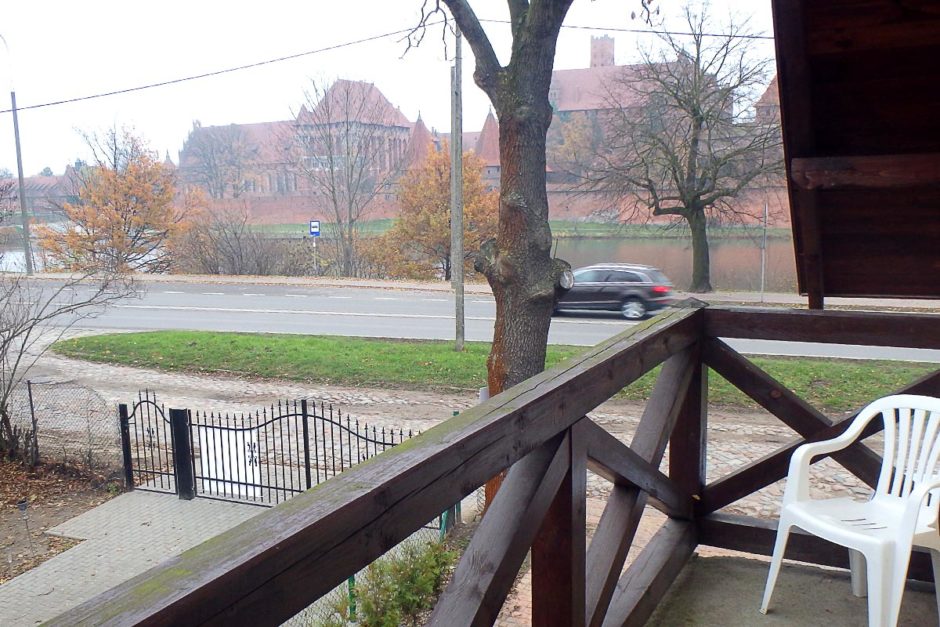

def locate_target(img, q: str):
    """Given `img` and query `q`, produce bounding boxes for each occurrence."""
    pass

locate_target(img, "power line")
[0,17,772,116]
[0,23,440,115]
[484,18,775,40]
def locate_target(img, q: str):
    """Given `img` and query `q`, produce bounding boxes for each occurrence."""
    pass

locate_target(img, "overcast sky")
[0,1,774,177]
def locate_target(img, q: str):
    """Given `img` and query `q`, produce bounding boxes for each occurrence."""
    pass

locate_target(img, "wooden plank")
[669,342,707,501]
[806,1,940,55]
[51,306,703,627]
[585,346,698,627]
[532,421,587,627]
[699,368,940,514]
[704,307,940,350]
[791,153,940,190]
[582,419,690,520]
[601,519,697,627]
[771,0,824,307]
[698,513,935,583]
[703,338,882,486]
[432,435,571,626]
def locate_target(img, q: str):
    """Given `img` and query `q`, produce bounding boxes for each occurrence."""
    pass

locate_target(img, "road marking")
[285,294,307,298]
[201,292,224,296]
[328,296,352,299]
[113,303,493,320]
[471,300,493,304]
[110,303,629,326]
[242,293,263,297]
[423,298,447,302]
[163,291,184,294]
[374,297,398,301]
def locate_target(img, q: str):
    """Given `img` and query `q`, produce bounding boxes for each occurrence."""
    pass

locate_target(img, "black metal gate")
[119,393,413,506]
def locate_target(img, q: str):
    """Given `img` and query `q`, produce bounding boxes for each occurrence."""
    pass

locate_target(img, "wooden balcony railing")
[52,303,940,626]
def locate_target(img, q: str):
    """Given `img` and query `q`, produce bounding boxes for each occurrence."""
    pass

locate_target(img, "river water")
[1,237,799,292]
[554,237,797,292]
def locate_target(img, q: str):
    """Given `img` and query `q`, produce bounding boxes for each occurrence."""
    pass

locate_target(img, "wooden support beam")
[533,422,587,627]
[704,337,882,487]
[670,342,708,503]
[431,435,570,626]
[704,307,940,350]
[582,419,691,520]
[585,346,697,627]
[791,153,940,190]
[601,520,697,627]
[698,513,935,583]
[699,368,940,514]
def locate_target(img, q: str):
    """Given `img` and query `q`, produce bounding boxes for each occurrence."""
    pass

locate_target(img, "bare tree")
[412,2,580,396]
[173,202,285,276]
[587,4,782,292]
[0,203,132,460]
[180,122,260,199]
[292,79,408,277]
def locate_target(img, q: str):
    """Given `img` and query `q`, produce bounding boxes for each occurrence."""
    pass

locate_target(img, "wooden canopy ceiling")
[771,0,940,307]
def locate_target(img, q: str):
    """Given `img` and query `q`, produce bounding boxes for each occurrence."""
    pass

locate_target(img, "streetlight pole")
[0,34,32,274]
[450,28,464,351]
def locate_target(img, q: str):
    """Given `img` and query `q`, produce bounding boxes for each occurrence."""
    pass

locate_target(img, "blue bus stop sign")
[309,220,321,237]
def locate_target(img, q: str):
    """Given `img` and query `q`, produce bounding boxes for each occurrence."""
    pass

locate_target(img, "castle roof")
[474,110,500,167]
[297,79,411,128]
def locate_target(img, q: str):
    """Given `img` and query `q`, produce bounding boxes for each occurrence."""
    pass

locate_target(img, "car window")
[608,271,643,283]
[574,269,607,282]
[646,269,671,284]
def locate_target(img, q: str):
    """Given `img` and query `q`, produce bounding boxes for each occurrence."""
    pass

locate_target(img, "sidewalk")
[0,491,262,626]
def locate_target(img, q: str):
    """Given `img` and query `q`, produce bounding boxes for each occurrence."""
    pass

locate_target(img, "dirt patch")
[0,460,118,584]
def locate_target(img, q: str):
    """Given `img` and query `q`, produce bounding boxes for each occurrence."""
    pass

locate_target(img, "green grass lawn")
[54,331,936,414]
[250,220,394,237]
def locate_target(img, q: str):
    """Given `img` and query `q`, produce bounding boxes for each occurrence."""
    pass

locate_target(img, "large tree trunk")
[481,108,556,392]
[687,209,713,292]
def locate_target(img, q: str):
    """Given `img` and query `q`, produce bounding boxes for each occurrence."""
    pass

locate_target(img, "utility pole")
[760,200,768,303]
[11,91,32,275]
[1,34,32,275]
[450,28,464,351]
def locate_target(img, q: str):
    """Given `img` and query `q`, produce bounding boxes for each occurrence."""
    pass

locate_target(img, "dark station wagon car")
[554,263,675,320]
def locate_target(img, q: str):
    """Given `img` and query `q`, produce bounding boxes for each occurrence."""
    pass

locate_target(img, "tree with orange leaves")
[37,128,179,273]
[374,142,497,281]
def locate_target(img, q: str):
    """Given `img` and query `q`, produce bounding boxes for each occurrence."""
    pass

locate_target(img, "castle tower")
[590,35,615,68]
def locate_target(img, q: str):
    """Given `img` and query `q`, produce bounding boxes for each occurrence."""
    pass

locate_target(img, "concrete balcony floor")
[648,553,938,626]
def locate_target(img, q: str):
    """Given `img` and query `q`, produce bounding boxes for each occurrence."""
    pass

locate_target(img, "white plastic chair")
[760,394,940,627]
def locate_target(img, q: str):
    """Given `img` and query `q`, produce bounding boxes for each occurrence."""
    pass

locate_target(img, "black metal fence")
[120,392,414,506]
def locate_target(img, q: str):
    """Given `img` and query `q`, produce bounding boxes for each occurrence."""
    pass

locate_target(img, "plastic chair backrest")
[872,396,940,518]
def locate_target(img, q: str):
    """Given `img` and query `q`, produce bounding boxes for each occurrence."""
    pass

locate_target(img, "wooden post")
[170,408,195,500]
[670,343,707,504]
[532,421,587,626]
[119,404,134,491]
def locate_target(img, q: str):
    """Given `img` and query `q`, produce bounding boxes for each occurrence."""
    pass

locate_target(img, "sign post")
[309,220,321,275]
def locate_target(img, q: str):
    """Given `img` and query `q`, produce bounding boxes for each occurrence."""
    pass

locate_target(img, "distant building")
[177,79,437,224]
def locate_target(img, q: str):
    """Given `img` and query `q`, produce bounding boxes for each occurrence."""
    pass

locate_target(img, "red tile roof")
[297,79,410,128]
[474,110,500,167]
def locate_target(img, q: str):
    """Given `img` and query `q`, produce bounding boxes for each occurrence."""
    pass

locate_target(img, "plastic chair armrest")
[783,412,882,504]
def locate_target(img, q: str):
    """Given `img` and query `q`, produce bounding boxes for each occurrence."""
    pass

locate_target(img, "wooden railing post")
[670,342,707,504]
[532,420,587,627]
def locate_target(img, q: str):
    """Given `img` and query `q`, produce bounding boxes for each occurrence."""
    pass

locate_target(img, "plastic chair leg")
[926,550,940,625]
[760,520,792,614]
[850,549,868,597]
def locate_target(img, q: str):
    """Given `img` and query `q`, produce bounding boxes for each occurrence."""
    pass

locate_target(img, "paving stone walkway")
[0,491,262,625]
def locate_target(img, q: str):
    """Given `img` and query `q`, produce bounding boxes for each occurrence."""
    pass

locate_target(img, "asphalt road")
[45,279,940,363]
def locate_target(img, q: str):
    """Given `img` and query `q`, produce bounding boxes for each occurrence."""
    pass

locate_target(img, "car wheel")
[620,298,646,320]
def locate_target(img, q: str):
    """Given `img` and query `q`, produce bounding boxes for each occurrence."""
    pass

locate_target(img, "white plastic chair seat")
[760,394,940,627]
[787,497,940,550]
